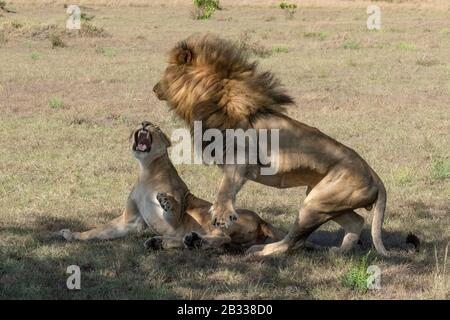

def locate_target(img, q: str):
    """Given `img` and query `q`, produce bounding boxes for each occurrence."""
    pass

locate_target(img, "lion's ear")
[176,48,192,65]
[160,131,172,148]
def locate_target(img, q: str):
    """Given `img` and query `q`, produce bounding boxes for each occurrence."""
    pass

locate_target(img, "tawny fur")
[160,33,294,130]
[154,34,389,257]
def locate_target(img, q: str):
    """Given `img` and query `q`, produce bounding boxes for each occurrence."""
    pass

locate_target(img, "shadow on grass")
[0,210,446,299]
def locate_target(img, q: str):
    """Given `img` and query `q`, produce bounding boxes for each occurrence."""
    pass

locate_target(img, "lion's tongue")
[137,131,150,151]
[137,143,148,151]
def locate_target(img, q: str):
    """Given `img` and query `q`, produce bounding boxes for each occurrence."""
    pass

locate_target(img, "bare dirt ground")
[0,1,449,299]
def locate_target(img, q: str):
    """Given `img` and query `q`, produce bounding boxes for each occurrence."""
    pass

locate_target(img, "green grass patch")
[10,20,23,29]
[96,47,117,58]
[30,52,40,60]
[192,0,220,20]
[342,41,360,50]
[341,252,375,291]
[50,34,65,49]
[440,28,450,35]
[48,96,64,109]
[272,45,289,53]
[430,156,450,181]
[279,2,297,19]
[304,31,328,41]
[396,41,415,51]
[392,166,414,186]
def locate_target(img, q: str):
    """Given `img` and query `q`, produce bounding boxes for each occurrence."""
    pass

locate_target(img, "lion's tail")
[371,174,388,256]
[261,222,286,242]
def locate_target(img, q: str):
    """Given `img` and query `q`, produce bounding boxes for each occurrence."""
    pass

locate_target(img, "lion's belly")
[133,188,176,235]
[247,169,320,189]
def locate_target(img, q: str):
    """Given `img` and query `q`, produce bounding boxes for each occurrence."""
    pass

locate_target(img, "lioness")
[153,34,389,257]
[57,121,284,250]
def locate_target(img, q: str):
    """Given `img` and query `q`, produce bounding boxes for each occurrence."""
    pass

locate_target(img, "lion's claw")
[156,192,172,212]
[209,204,238,228]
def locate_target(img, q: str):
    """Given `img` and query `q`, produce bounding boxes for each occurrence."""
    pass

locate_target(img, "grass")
[0,31,7,44]
[96,46,117,58]
[50,34,65,48]
[30,52,40,60]
[392,166,414,186]
[416,57,439,67]
[272,44,289,53]
[341,252,375,291]
[48,96,64,109]
[440,28,450,35]
[342,41,361,50]
[396,41,416,51]
[430,157,450,181]
[304,31,328,41]
[0,1,449,300]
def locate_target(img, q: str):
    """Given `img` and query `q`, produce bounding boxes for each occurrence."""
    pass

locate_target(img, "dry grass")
[0,2,449,299]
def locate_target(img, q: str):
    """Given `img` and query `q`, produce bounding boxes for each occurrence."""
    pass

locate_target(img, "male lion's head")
[153,33,294,130]
[131,121,171,162]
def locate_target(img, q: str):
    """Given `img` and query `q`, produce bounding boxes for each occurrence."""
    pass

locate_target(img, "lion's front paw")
[156,192,172,212]
[209,203,238,228]
[246,241,290,258]
[57,229,74,241]
[144,236,163,251]
[183,232,203,250]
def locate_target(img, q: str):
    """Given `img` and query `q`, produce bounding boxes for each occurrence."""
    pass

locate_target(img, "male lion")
[153,34,389,257]
[57,121,284,250]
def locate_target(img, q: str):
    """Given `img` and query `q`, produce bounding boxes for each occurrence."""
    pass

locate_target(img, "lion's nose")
[152,84,159,94]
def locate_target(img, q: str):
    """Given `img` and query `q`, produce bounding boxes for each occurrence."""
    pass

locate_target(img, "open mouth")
[134,129,152,152]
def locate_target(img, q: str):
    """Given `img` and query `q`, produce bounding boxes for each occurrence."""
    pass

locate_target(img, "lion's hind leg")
[330,210,364,254]
[57,201,144,241]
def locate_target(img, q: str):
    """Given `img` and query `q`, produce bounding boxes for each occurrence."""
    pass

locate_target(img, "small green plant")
[342,41,361,50]
[342,252,374,291]
[96,47,117,58]
[48,96,64,109]
[30,52,40,61]
[50,34,65,49]
[440,28,450,35]
[272,44,289,53]
[430,156,450,181]
[10,20,23,29]
[393,166,414,186]
[192,0,220,20]
[81,13,95,22]
[396,41,415,51]
[279,2,297,19]
[304,31,328,41]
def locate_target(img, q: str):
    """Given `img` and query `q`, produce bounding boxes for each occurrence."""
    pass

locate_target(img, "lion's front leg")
[211,164,247,228]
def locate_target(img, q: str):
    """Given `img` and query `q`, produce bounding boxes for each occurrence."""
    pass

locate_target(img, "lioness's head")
[131,121,171,162]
